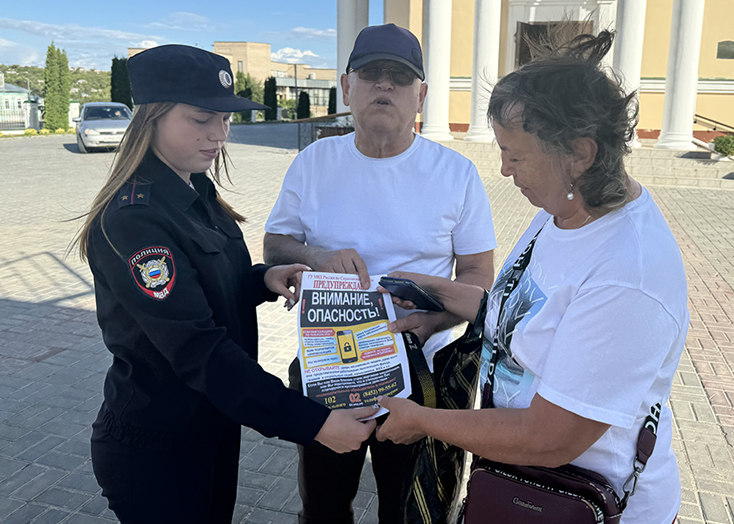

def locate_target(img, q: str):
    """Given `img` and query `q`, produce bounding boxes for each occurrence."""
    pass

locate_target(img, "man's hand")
[375,396,426,445]
[315,406,378,453]
[263,264,309,303]
[309,248,371,290]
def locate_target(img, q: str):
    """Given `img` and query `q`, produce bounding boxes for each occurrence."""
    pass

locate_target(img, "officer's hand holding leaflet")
[315,406,378,453]
[263,263,308,304]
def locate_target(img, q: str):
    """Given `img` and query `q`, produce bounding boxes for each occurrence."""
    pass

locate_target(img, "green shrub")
[712,135,734,157]
[24,128,38,135]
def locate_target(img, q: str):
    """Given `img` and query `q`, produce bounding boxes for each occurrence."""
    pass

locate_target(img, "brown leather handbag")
[461,412,659,524]
[460,228,661,523]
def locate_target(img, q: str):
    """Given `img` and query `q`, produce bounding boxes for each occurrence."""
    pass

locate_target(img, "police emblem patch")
[218,70,232,89]
[129,246,176,300]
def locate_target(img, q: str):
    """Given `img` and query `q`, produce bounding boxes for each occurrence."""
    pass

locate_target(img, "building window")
[238,61,243,73]
[17,99,22,109]
[717,41,734,59]
[4,100,9,110]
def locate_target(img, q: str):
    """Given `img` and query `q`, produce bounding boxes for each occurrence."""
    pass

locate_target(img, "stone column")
[337,0,359,114]
[465,0,502,142]
[356,0,369,35]
[612,0,647,148]
[421,0,454,142]
[656,0,706,150]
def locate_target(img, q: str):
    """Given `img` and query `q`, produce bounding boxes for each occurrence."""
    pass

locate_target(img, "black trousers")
[290,359,416,524]
[91,407,240,524]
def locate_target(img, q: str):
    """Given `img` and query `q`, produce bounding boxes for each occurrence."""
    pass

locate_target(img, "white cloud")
[0,18,163,70]
[134,40,159,49]
[0,37,43,66]
[147,12,222,32]
[271,47,322,64]
[0,18,161,45]
[289,27,337,40]
[261,26,337,43]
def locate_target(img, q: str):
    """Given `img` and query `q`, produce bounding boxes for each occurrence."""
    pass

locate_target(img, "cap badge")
[218,70,232,89]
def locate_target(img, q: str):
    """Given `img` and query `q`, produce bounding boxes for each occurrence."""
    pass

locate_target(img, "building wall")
[213,42,273,83]
[270,62,337,81]
[385,0,734,132]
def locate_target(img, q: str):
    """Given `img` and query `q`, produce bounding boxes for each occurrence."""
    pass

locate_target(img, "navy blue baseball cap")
[128,44,268,112]
[347,24,424,81]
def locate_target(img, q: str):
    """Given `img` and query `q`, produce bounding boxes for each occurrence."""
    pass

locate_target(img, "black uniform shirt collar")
[134,151,214,211]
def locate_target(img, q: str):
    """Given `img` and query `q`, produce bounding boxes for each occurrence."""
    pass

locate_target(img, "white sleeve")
[264,153,307,243]
[536,285,680,429]
[451,165,497,255]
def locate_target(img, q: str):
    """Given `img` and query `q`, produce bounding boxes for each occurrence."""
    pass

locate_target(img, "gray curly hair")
[488,30,639,210]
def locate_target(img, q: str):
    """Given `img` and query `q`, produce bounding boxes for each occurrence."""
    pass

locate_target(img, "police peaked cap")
[128,44,268,112]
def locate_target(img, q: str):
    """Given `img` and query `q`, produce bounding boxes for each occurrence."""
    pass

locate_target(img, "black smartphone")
[379,277,445,312]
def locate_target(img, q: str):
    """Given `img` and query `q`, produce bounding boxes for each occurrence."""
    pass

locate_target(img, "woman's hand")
[315,406,378,453]
[375,396,427,445]
[377,271,485,325]
[264,264,309,304]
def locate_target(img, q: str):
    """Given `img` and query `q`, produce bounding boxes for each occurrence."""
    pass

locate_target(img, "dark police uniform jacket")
[88,152,329,449]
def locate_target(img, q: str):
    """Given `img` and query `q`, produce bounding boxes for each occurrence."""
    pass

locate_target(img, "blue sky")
[0,0,384,71]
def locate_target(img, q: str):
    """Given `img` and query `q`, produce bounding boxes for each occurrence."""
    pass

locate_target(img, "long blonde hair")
[70,102,245,261]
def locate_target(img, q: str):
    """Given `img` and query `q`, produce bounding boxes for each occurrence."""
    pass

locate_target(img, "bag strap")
[619,402,661,510]
[481,226,542,410]
[477,224,661,510]
[403,290,490,410]
[403,332,437,409]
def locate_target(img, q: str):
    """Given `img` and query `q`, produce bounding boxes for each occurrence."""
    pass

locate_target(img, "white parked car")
[74,102,132,153]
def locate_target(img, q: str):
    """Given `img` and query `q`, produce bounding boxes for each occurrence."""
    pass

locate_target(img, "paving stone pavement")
[0,126,733,523]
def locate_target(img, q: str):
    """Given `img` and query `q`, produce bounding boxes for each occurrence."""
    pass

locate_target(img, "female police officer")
[71,45,375,523]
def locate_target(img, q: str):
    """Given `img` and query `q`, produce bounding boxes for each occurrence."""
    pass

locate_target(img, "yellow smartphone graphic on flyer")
[337,330,358,363]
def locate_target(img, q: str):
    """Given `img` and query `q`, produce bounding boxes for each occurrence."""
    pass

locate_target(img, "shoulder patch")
[118,179,150,208]
[129,246,176,300]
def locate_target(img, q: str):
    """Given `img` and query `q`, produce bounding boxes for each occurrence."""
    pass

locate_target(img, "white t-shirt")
[482,188,687,524]
[266,132,497,367]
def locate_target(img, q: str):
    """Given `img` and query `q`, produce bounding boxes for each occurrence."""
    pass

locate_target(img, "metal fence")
[0,105,26,131]
[297,112,354,150]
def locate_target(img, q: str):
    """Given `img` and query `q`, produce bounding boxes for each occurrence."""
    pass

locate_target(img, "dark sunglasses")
[354,65,416,86]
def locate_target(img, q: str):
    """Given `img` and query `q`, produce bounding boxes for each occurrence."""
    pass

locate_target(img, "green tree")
[110,57,132,109]
[43,43,72,130]
[234,72,263,104]
[263,77,278,121]
[297,91,311,119]
[57,48,71,126]
[328,86,337,115]
[43,43,62,130]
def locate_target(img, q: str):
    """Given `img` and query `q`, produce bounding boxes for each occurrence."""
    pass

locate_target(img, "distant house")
[0,73,42,131]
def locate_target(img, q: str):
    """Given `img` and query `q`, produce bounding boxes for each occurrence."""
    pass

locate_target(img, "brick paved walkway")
[0,127,732,523]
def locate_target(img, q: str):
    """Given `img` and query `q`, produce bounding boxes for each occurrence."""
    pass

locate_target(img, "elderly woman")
[377,31,686,524]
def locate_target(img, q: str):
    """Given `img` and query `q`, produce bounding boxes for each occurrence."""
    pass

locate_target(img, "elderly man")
[264,24,496,524]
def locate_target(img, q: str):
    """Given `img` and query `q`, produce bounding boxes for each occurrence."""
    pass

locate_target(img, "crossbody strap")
[478,223,660,510]
[481,226,542,410]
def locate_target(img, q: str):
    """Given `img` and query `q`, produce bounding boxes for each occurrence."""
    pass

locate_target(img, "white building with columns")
[335,0,733,149]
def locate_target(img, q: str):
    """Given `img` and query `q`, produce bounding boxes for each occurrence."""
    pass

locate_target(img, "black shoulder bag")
[399,289,490,524]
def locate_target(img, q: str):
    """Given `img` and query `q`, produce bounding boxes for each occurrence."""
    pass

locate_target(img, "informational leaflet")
[297,272,411,418]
